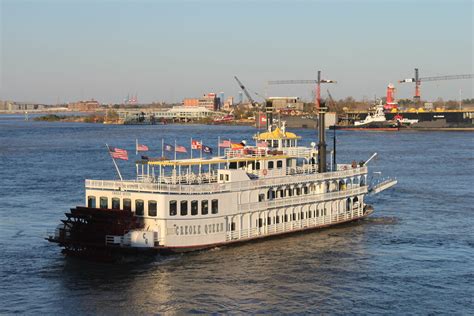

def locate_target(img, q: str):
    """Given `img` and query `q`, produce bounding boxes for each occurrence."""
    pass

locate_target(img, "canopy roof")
[255,127,301,140]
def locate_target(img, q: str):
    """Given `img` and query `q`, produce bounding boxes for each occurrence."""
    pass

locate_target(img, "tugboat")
[47,99,397,260]
[332,101,400,131]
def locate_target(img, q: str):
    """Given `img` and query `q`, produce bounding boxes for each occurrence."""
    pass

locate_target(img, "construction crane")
[326,89,341,114]
[268,71,336,109]
[234,76,259,107]
[399,68,474,102]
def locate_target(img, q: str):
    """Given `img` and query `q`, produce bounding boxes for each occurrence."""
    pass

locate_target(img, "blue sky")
[1,0,472,104]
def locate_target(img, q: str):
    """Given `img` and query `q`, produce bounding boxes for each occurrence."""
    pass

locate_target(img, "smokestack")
[317,70,327,173]
[265,99,273,131]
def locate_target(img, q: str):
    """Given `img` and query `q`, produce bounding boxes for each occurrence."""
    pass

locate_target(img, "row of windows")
[169,199,218,216]
[87,196,157,217]
[228,160,284,170]
[264,186,310,201]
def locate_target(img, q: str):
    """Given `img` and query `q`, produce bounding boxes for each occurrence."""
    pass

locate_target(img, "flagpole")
[105,144,123,181]
[190,137,193,159]
[217,136,221,169]
[161,138,164,158]
[174,139,177,161]
[136,139,138,155]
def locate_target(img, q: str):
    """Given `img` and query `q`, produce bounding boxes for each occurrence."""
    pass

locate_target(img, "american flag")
[219,140,231,148]
[191,140,202,150]
[175,145,187,153]
[109,147,128,160]
[137,144,149,152]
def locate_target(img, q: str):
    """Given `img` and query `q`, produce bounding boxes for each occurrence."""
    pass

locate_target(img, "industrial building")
[268,97,305,111]
[183,93,221,111]
[68,100,100,112]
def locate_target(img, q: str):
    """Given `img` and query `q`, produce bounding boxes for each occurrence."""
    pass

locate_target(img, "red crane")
[399,68,473,103]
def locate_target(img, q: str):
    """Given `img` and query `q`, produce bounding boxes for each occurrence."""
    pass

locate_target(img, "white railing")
[86,166,367,195]
[238,187,367,213]
[226,205,365,241]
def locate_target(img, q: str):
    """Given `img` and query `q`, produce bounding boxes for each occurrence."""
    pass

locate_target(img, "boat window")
[148,200,157,216]
[276,216,280,224]
[135,200,144,216]
[288,189,293,197]
[268,161,274,169]
[220,174,224,181]
[225,174,229,181]
[308,211,312,218]
[292,213,296,221]
[99,197,108,209]
[169,200,177,216]
[191,200,198,216]
[231,222,236,231]
[229,162,237,169]
[301,212,304,220]
[201,200,208,215]
[267,189,275,200]
[87,196,96,208]
[284,214,288,222]
[211,199,218,214]
[303,186,309,194]
[277,160,283,168]
[180,201,188,216]
[259,194,265,202]
[258,218,263,228]
[112,198,120,210]
[267,217,271,225]
[123,199,132,211]
[256,162,261,170]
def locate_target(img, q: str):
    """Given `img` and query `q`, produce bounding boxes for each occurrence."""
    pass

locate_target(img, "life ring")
[262,169,268,176]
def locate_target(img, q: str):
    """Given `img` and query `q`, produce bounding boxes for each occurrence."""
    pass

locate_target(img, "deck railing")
[86,166,367,194]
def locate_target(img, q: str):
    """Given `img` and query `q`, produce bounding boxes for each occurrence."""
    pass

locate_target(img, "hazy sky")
[1,0,472,104]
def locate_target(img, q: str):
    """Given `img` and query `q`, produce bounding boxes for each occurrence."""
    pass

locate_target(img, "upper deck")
[86,164,368,195]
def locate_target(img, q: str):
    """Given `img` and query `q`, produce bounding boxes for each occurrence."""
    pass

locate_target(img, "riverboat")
[47,106,396,260]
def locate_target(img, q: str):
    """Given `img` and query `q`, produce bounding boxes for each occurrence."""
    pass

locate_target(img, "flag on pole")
[231,143,244,150]
[137,144,149,152]
[219,140,231,148]
[109,147,128,160]
[191,140,202,150]
[164,143,174,152]
[175,145,187,153]
[202,145,213,154]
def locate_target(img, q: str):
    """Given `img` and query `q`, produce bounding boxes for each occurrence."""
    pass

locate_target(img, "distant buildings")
[0,100,46,111]
[118,105,218,123]
[222,97,234,111]
[183,93,221,111]
[68,99,100,112]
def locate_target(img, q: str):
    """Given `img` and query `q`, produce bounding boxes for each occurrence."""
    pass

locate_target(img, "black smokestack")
[318,101,327,173]
[265,99,273,130]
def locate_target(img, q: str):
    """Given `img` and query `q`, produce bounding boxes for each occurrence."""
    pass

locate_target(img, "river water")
[0,116,472,314]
